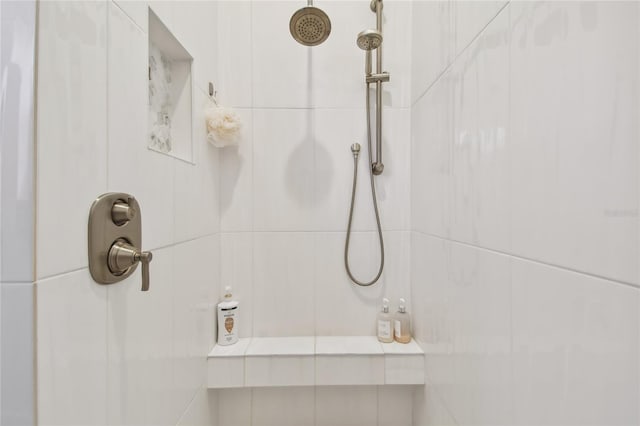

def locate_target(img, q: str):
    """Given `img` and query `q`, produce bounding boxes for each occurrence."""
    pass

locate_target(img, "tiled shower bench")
[207,336,424,388]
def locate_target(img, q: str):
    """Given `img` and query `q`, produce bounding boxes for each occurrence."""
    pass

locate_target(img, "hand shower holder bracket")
[366,72,390,84]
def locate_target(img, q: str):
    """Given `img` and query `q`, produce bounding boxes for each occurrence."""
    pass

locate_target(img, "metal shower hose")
[344,82,385,286]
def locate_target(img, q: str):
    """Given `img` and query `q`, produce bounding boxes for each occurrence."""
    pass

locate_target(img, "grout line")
[412,230,640,290]
[36,232,221,282]
[411,1,511,108]
[111,0,145,34]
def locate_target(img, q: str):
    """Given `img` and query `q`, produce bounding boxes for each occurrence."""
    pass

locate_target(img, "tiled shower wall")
[214,1,413,424]
[410,2,640,425]
[35,1,221,425]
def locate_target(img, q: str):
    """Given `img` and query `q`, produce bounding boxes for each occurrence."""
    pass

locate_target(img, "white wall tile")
[314,232,384,336]
[316,355,384,386]
[512,259,640,426]
[411,72,452,238]
[106,245,175,426]
[251,1,310,108]
[219,109,253,232]
[0,0,36,283]
[37,270,108,426]
[112,0,148,33]
[36,0,107,278]
[252,232,315,336]
[252,387,315,426]
[217,1,252,108]
[107,2,175,251]
[412,386,457,426]
[411,0,452,104]
[173,236,219,418]
[315,386,378,426]
[510,1,639,284]
[246,355,315,387]
[252,109,315,231]
[170,1,218,94]
[442,243,513,425]
[453,1,507,56]
[411,236,513,425]
[410,232,450,349]
[208,356,245,389]
[174,87,221,242]
[378,385,413,426]
[177,387,217,426]
[450,8,510,252]
[385,354,424,385]
[216,388,252,426]
[1,283,35,426]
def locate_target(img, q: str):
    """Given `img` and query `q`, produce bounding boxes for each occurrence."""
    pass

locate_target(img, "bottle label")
[378,320,391,339]
[394,319,401,338]
[225,317,234,333]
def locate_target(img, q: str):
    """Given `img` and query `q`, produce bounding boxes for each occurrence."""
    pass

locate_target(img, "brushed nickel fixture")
[290,0,331,46]
[88,193,153,291]
[345,0,388,287]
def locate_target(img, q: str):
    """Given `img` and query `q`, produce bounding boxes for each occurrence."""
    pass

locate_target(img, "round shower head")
[356,29,382,50]
[290,6,331,46]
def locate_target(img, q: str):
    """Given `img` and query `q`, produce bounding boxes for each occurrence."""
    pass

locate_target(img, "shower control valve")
[88,192,153,292]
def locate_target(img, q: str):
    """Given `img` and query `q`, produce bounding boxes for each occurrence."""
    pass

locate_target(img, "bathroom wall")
[0,1,36,424]
[410,1,640,425]
[214,0,414,424]
[35,1,220,425]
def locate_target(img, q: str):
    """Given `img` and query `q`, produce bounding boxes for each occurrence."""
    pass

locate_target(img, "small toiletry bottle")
[217,286,239,346]
[377,298,394,343]
[394,298,412,344]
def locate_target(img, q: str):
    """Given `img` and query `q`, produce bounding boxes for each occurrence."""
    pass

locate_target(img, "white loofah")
[205,106,242,148]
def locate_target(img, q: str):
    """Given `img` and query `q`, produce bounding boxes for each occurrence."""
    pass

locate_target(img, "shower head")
[356,29,382,51]
[290,2,331,46]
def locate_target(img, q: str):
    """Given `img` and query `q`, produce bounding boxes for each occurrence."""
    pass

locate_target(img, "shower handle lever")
[108,240,153,291]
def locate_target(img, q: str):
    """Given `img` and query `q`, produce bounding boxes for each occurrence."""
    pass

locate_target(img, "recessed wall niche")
[148,8,193,162]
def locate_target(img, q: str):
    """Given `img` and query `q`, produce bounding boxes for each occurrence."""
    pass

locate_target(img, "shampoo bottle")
[394,298,412,344]
[377,298,394,343]
[217,286,239,346]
